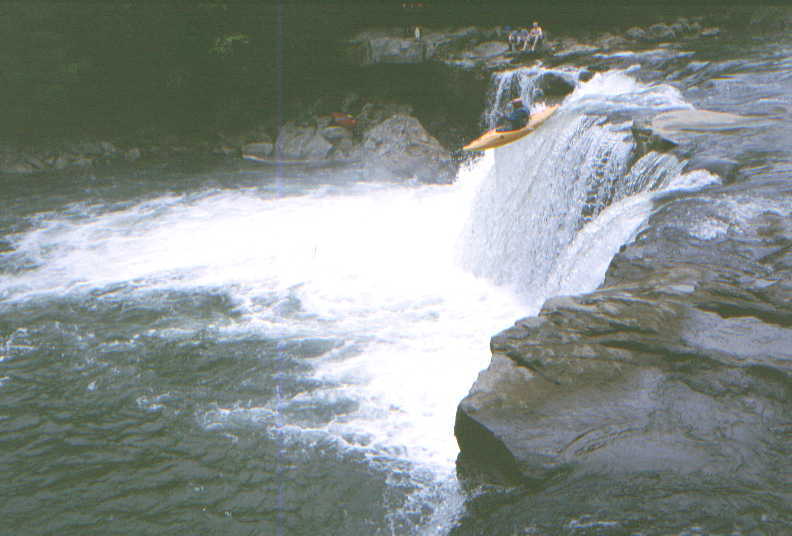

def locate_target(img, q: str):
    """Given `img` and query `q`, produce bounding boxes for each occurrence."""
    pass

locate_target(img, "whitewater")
[0,66,723,535]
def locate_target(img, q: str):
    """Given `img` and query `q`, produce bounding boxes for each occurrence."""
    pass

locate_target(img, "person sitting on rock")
[516,27,530,51]
[527,21,544,51]
[506,27,519,52]
[497,98,530,132]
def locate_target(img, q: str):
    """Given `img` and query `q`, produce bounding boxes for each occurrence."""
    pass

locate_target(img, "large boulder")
[361,114,456,183]
[274,123,333,160]
[534,71,577,99]
[355,102,414,134]
[457,273,791,477]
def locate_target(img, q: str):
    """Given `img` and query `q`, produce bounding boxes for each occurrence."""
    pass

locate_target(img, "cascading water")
[483,66,579,128]
[0,64,722,536]
[461,67,712,311]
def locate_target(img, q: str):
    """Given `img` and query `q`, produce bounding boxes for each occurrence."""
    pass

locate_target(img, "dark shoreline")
[5,5,789,178]
[2,2,788,147]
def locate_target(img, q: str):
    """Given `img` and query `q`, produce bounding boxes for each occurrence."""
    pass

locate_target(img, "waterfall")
[460,68,705,310]
[483,65,580,128]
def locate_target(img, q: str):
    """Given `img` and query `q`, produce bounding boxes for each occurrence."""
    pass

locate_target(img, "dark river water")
[1,32,790,536]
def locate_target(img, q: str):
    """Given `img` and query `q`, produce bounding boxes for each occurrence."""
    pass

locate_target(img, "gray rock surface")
[361,114,456,183]
[274,123,333,160]
[242,141,274,158]
[468,41,509,58]
[454,166,791,532]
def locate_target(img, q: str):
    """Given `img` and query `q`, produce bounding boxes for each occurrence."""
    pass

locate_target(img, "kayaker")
[497,98,530,131]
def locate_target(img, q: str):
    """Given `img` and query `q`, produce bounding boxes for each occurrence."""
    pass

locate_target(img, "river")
[1,31,790,536]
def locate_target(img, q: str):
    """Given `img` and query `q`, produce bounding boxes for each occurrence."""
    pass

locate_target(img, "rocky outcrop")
[344,17,726,72]
[648,109,769,142]
[355,102,414,134]
[230,102,456,183]
[453,165,791,532]
[631,108,772,162]
[345,27,487,66]
[457,272,791,482]
[360,114,456,183]
[273,123,334,160]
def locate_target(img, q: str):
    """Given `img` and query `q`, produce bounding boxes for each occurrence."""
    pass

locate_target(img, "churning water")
[1,54,759,535]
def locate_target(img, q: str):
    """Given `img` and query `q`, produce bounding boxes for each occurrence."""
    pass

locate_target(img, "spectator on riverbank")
[506,27,517,51]
[527,21,544,51]
[515,27,529,51]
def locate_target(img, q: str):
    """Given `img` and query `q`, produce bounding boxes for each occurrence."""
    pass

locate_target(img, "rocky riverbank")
[452,176,791,533]
[0,13,746,182]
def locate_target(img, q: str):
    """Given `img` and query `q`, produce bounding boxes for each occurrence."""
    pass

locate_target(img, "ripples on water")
[1,35,791,536]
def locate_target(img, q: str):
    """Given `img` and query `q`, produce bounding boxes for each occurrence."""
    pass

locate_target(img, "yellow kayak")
[462,104,560,151]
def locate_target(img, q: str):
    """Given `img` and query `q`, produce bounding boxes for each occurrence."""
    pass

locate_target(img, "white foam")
[1,153,524,481]
[564,69,693,113]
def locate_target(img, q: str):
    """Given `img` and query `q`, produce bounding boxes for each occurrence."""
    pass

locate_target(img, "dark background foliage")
[0,0,779,142]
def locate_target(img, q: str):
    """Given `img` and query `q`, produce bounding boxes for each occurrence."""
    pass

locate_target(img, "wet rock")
[453,169,792,533]
[350,35,429,65]
[361,114,455,183]
[52,154,73,170]
[26,156,46,170]
[355,102,414,133]
[467,41,509,58]
[650,109,768,143]
[274,123,332,160]
[625,26,647,41]
[242,141,274,158]
[125,148,142,161]
[455,270,791,480]
[534,71,577,99]
[346,26,506,69]
[631,118,678,153]
[319,126,352,143]
[596,33,628,51]
[647,23,676,42]
[632,109,769,156]
[329,137,360,161]
[682,155,738,181]
[552,43,599,61]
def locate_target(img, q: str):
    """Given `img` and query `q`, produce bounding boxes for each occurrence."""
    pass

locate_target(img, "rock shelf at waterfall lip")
[650,109,773,140]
